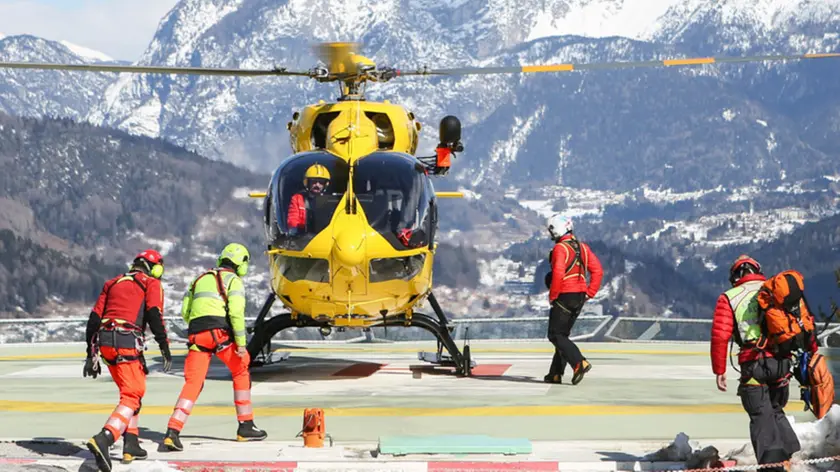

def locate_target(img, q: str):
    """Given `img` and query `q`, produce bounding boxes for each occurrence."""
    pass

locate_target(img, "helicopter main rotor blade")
[397,52,840,76]
[0,61,314,77]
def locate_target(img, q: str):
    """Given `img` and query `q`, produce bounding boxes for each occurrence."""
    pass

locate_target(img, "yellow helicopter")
[0,41,838,376]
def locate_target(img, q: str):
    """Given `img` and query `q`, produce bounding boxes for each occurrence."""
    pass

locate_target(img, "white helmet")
[547,213,573,240]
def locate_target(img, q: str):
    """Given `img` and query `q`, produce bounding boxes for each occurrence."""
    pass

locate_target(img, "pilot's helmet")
[303,164,330,194]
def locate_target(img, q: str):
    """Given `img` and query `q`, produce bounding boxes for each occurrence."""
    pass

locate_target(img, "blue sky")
[0,0,179,60]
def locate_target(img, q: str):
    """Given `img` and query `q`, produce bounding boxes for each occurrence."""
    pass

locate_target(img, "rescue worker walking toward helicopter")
[710,255,815,471]
[84,249,173,472]
[543,214,603,385]
[163,243,267,450]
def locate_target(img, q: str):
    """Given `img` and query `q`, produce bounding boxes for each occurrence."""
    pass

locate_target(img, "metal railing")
[1,315,838,347]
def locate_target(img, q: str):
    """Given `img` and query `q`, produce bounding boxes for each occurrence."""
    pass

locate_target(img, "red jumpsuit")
[85,271,169,442]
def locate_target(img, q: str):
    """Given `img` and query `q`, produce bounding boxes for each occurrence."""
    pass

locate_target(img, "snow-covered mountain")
[0,35,114,122]
[75,0,840,189]
[0,0,837,187]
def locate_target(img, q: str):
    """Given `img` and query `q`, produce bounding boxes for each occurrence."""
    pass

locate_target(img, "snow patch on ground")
[478,256,521,287]
[232,187,258,200]
[520,186,625,221]
[722,109,736,121]
[642,185,721,202]
[127,232,177,256]
[458,187,481,200]
[646,204,836,248]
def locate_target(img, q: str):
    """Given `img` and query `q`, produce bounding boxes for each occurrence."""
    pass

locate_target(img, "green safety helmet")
[217,243,250,277]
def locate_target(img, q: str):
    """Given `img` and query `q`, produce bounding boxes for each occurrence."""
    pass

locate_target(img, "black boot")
[122,432,147,463]
[543,373,562,383]
[571,359,592,385]
[236,420,267,441]
[86,429,114,472]
[163,428,183,452]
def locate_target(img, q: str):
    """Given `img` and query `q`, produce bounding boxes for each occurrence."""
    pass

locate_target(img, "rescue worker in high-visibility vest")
[710,255,812,472]
[163,243,267,450]
[84,249,173,472]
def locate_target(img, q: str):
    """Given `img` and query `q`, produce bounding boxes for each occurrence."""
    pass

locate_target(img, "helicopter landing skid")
[384,312,473,377]
[245,292,473,376]
[246,311,323,368]
[392,291,474,377]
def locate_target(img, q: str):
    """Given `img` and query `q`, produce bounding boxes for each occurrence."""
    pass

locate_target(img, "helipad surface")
[0,341,835,470]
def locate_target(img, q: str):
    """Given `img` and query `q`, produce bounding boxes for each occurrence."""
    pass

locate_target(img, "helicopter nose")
[333,226,365,269]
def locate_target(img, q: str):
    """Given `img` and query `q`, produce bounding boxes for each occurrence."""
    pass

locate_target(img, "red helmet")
[133,249,164,278]
[135,249,163,265]
[729,254,761,285]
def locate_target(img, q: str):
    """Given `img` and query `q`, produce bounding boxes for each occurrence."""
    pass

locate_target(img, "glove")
[83,355,101,379]
[236,345,248,358]
[160,342,173,373]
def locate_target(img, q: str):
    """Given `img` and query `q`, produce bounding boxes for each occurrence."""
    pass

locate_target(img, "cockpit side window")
[365,112,395,150]
[311,112,340,149]
[353,152,432,250]
[268,151,349,250]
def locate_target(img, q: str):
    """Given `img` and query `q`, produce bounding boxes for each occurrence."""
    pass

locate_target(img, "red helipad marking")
[471,364,512,376]
[0,459,36,464]
[429,461,558,471]
[332,363,384,377]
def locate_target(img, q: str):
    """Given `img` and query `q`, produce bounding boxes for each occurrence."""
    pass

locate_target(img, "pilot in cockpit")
[287,164,330,235]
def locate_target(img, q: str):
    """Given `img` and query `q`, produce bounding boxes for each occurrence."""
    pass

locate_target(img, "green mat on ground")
[378,435,532,455]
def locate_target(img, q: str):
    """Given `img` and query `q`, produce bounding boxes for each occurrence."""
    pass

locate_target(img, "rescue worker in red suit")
[543,214,603,385]
[287,163,330,234]
[710,255,817,472]
[83,249,173,472]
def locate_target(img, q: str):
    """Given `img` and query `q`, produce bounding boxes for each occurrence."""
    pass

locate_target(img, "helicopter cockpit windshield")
[266,151,349,250]
[353,152,435,250]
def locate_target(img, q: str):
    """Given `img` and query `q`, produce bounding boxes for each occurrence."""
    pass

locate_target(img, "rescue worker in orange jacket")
[84,249,172,472]
[543,214,603,385]
[710,255,815,471]
[287,164,330,234]
[163,243,267,451]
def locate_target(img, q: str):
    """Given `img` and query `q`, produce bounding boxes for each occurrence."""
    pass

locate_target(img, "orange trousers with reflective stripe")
[99,346,145,441]
[167,328,253,432]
